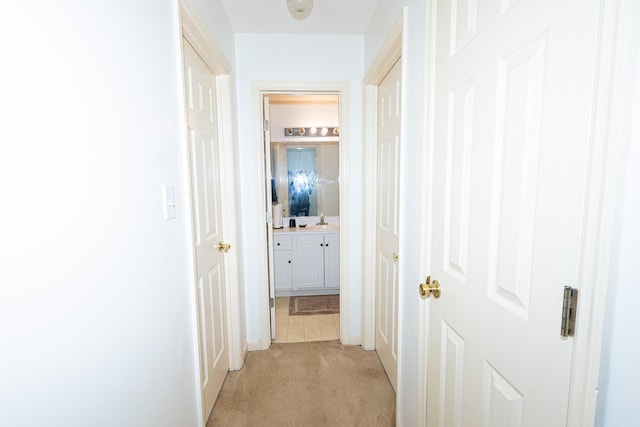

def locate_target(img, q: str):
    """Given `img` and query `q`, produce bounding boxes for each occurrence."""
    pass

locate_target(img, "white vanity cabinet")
[273,230,339,296]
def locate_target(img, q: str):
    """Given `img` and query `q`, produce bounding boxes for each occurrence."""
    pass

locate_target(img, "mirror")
[267,94,340,217]
[271,142,339,216]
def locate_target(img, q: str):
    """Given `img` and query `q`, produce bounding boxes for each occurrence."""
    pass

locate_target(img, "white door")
[424,0,600,425]
[263,95,277,339]
[183,39,229,420]
[376,58,402,392]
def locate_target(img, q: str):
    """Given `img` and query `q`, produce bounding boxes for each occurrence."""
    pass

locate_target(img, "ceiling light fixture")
[287,0,313,20]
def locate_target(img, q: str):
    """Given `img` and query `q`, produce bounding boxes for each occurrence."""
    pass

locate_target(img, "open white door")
[183,39,229,421]
[263,95,277,340]
[376,59,402,391]
[423,0,601,425]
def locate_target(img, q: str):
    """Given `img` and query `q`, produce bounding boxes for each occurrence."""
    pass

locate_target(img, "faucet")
[317,212,327,225]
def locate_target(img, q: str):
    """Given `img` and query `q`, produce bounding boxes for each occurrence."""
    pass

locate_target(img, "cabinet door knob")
[288,260,291,264]
[320,243,324,247]
[277,243,280,246]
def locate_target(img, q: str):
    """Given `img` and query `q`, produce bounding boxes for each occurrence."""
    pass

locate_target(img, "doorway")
[263,92,341,343]
[179,2,244,423]
[254,82,350,349]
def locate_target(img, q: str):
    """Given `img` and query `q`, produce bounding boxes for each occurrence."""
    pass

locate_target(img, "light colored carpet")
[207,341,396,427]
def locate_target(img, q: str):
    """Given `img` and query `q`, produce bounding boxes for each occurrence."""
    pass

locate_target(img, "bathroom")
[264,93,341,343]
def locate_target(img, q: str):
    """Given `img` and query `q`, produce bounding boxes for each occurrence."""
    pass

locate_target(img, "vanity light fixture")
[284,127,339,138]
[287,0,313,20]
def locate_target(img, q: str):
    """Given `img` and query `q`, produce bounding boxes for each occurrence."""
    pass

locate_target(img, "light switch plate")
[162,184,176,220]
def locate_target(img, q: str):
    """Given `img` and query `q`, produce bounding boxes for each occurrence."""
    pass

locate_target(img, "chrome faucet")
[317,213,327,225]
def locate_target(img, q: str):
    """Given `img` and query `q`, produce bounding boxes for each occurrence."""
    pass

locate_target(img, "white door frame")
[362,12,404,350]
[415,0,635,425]
[178,0,244,424]
[253,81,352,348]
[362,8,406,422]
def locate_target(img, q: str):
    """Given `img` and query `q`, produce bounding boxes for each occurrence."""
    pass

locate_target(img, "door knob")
[419,275,441,299]
[393,252,399,261]
[214,241,231,253]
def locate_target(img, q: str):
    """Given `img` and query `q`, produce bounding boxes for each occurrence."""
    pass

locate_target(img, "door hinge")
[270,297,275,308]
[263,119,269,132]
[560,286,579,338]
[266,211,272,224]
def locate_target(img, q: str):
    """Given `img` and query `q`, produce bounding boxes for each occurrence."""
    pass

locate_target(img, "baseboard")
[247,341,262,351]
[341,335,361,346]
[242,342,249,361]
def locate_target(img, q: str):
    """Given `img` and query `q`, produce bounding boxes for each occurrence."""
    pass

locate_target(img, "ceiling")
[219,0,379,35]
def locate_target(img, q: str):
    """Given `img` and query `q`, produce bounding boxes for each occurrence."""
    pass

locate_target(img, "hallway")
[207,341,395,426]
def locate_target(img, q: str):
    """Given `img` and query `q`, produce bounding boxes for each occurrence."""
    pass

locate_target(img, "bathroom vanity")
[272,226,339,296]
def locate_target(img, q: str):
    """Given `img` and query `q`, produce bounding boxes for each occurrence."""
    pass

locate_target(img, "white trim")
[361,83,378,351]
[252,81,353,349]
[362,11,404,352]
[243,342,249,359]
[173,4,203,426]
[180,0,231,75]
[416,1,437,425]
[178,1,243,424]
[247,341,262,352]
[349,335,362,346]
[395,8,412,422]
[364,16,403,85]
[180,0,243,371]
[567,0,634,424]
[215,74,244,371]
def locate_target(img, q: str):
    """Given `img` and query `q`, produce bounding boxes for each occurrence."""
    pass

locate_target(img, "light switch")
[162,185,176,220]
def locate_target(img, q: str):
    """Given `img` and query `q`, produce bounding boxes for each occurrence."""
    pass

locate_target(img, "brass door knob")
[215,241,231,253]
[419,275,441,299]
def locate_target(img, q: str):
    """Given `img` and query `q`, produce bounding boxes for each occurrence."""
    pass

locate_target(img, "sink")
[304,223,340,231]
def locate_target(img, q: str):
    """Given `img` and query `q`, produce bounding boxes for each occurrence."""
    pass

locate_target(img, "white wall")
[364,0,408,72]
[596,3,640,423]
[192,0,236,67]
[269,104,339,141]
[0,1,236,425]
[234,34,364,344]
[597,102,640,426]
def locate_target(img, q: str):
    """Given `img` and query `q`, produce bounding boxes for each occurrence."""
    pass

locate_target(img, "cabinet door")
[273,251,293,291]
[324,233,340,289]
[296,234,324,289]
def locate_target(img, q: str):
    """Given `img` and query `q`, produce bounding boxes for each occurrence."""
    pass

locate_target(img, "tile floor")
[272,296,340,343]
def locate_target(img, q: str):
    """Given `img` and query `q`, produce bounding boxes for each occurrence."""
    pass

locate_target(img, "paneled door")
[424,0,600,425]
[376,58,402,392]
[263,95,277,339]
[183,39,229,420]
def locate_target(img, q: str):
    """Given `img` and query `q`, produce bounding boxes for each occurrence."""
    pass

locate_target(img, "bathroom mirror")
[267,94,340,217]
[271,142,339,217]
